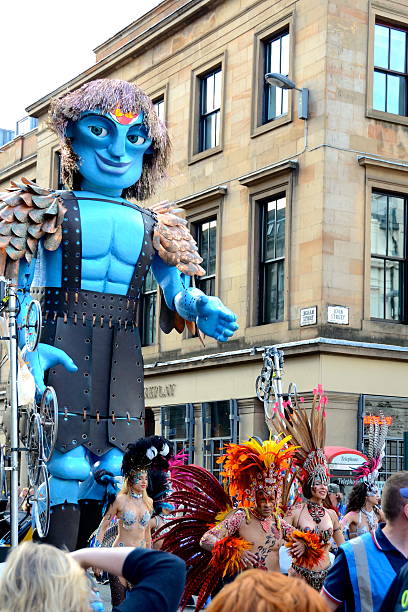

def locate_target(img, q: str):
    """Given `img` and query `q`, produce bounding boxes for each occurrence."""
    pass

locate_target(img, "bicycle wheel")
[32,463,50,539]
[24,299,42,352]
[27,413,43,486]
[0,445,7,502]
[39,387,58,461]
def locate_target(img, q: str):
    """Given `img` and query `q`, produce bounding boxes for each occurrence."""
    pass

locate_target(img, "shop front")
[325,446,368,498]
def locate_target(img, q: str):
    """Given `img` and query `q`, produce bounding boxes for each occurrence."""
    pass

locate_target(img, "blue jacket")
[342,531,397,612]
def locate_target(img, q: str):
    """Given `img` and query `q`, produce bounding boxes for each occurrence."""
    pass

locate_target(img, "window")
[202,400,238,481]
[16,116,38,136]
[161,403,194,462]
[373,23,408,116]
[264,30,290,123]
[199,68,222,152]
[55,151,64,190]
[259,195,286,324]
[153,96,165,123]
[361,395,408,484]
[195,219,217,296]
[370,191,406,321]
[141,269,158,346]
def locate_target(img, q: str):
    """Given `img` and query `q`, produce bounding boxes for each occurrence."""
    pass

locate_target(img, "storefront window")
[361,395,408,485]
[161,403,194,462]
[202,400,239,481]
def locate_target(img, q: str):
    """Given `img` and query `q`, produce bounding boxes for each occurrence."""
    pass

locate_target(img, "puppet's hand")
[22,343,77,394]
[195,295,238,342]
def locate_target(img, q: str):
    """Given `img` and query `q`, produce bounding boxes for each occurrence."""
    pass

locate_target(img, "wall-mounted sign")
[364,415,393,426]
[329,452,366,471]
[327,305,349,325]
[300,306,317,326]
[144,384,176,400]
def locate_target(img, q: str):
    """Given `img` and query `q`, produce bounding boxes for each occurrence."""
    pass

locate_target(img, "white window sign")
[327,305,349,325]
[300,306,317,326]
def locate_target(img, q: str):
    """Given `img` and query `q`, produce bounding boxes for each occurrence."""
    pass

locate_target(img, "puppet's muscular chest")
[77,196,145,294]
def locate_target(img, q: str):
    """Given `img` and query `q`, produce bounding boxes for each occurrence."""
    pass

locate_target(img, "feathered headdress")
[122,435,172,477]
[269,385,330,487]
[218,436,298,507]
[354,412,388,493]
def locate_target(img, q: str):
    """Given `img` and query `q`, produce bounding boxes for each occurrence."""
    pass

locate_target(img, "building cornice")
[175,185,227,209]
[238,159,298,187]
[144,336,408,376]
[358,155,408,172]
[26,0,222,119]
[0,154,37,181]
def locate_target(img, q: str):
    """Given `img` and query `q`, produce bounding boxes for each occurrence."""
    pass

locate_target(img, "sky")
[0,0,163,131]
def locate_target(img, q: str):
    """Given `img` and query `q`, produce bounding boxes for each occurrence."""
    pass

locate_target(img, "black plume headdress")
[122,435,172,477]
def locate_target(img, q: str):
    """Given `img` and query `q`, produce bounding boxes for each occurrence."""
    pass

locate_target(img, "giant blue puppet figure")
[0,79,238,549]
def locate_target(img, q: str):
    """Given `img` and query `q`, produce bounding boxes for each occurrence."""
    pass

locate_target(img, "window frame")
[241,164,295,330]
[140,268,159,348]
[147,83,169,124]
[367,5,408,126]
[361,166,408,340]
[188,52,226,164]
[369,189,407,323]
[202,399,239,481]
[251,14,294,138]
[359,394,408,482]
[198,67,222,153]
[161,403,195,463]
[176,187,225,344]
[258,194,287,325]
[193,217,218,297]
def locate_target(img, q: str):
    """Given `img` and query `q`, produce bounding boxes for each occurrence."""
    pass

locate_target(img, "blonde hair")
[0,541,90,612]
[206,570,329,612]
[121,474,153,513]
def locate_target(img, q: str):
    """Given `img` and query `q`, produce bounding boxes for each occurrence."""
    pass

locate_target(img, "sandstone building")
[0,0,407,486]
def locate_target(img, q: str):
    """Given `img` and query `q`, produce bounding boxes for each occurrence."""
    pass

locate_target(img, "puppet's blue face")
[66,111,152,196]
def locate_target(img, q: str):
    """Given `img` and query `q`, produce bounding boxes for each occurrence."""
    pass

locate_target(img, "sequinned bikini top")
[121,509,151,530]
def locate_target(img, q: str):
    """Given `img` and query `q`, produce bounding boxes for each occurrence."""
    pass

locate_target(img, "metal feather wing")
[0,177,66,279]
[147,201,206,277]
[146,200,205,341]
[157,464,232,611]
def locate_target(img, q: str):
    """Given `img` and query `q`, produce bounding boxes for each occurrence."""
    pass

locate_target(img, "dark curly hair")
[346,482,368,513]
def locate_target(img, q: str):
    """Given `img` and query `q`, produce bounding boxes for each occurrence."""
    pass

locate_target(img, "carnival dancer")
[0,78,238,550]
[269,387,344,591]
[94,436,170,606]
[158,436,299,611]
[341,412,388,539]
[341,481,383,539]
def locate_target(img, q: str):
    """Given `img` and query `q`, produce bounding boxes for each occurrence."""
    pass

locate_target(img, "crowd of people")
[0,412,407,611]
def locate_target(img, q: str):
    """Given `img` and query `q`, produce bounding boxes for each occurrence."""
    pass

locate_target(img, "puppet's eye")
[89,126,108,137]
[127,134,146,145]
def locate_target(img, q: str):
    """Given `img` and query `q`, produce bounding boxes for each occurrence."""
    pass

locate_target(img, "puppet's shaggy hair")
[48,79,170,200]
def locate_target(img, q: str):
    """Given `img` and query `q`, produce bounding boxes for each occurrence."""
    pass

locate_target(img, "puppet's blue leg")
[43,447,90,550]
[76,448,124,548]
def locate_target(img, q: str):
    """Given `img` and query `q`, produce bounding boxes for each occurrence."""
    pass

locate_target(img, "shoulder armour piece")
[147,200,206,277]
[0,177,66,279]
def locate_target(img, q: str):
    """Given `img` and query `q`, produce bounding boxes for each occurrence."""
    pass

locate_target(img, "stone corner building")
[0,0,407,483]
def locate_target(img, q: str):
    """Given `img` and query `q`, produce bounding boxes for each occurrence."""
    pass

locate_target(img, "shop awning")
[325,446,367,472]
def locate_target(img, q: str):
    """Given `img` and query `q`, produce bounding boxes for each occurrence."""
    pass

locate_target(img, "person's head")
[346,481,380,513]
[121,469,153,512]
[381,471,408,524]
[303,479,328,502]
[206,569,329,612]
[255,490,274,517]
[0,541,89,612]
[49,78,170,198]
[327,483,340,508]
